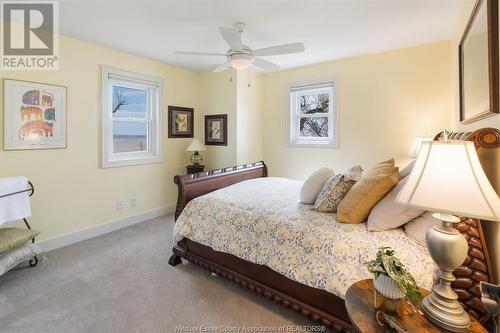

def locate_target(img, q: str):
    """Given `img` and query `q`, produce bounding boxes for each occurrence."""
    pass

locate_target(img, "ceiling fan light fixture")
[230,53,253,70]
[176,23,304,72]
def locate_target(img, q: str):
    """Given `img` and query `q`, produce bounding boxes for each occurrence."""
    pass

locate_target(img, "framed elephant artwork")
[3,79,67,150]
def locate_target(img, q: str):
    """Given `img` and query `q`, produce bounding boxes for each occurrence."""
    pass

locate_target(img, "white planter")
[374,275,404,300]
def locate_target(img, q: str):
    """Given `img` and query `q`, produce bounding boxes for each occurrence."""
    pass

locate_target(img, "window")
[101,67,162,167]
[288,80,337,148]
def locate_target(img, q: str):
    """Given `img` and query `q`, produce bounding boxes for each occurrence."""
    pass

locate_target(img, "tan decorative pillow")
[0,228,40,254]
[337,160,399,224]
[367,176,425,231]
[378,158,395,166]
[314,166,363,213]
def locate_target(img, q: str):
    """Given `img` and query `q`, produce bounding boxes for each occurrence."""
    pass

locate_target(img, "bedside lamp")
[408,136,433,158]
[186,139,206,165]
[396,136,500,332]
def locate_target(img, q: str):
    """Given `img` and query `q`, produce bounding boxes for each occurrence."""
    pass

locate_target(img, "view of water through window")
[112,85,149,153]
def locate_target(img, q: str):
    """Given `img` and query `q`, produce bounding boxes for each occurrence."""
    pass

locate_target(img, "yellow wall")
[261,41,452,180]
[0,35,200,241]
[450,0,500,286]
[199,70,237,169]
[199,68,264,169]
[237,69,263,165]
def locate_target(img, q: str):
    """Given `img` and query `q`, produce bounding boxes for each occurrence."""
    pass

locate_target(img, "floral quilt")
[174,177,435,299]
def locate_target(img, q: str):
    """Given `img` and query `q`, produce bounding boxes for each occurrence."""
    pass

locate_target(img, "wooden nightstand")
[345,279,487,333]
[186,164,205,174]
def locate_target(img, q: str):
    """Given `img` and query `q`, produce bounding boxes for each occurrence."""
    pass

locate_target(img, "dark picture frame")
[168,106,194,138]
[459,0,499,124]
[204,114,227,146]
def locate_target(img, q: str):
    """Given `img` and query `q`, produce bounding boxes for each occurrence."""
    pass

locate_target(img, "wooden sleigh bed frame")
[169,127,500,332]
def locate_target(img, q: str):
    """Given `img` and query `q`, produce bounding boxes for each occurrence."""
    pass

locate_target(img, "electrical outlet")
[130,197,137,207]
[116,200,124,211]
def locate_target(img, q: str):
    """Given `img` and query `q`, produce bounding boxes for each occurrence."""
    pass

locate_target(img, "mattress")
[174,177,435,299]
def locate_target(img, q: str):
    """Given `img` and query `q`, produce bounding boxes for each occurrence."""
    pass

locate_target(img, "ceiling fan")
[175,23,305,72]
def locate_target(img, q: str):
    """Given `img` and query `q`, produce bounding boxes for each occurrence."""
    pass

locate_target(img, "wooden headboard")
[434,127,500,325]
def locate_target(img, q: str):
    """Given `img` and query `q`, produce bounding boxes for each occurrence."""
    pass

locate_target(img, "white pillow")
[404,212,440,247]
[367,176,425,231]
[398,159,415,180]
[300,167,335,204]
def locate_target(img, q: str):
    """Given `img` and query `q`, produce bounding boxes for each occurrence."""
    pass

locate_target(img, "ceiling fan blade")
[213,62,230,72]
[175,51,227,56]
[252,58,280,71]
[218,26,243,51]
[253,43,305,57]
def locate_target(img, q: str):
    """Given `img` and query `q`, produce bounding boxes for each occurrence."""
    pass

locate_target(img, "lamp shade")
[396,140,500,221]
[186,139,206,152]
[408,137,433,158]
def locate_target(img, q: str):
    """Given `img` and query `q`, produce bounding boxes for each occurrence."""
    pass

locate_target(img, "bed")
[169,128,499,332]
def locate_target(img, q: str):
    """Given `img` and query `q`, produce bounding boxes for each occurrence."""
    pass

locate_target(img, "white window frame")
[101,66,163,168]
[287,79,338,148]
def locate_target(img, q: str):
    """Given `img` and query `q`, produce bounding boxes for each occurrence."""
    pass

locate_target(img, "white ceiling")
[59,0,463,72]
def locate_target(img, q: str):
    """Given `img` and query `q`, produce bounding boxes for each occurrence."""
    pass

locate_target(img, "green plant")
[366,247,423,305]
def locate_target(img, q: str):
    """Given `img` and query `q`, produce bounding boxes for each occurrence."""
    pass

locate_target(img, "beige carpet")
[0,214,318,333]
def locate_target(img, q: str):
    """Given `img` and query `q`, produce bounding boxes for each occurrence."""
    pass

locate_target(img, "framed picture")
[205,114,227,146]
[168,106,193,138]
[459,0,499,124]
[4,79,67,150]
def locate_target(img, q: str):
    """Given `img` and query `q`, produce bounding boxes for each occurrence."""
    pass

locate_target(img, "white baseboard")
[38,204,176,252]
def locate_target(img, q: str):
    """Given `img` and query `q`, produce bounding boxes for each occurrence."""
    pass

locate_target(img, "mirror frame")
[459,0,499,124]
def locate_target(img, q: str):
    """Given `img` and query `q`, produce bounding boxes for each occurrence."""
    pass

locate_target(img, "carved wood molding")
[174,161,268,185]
[176,249,351,333]
[453,218,492,324]
[173,161,268,220]
[434,127,499,325]
[467,127,500,149]
[433,127,500,150]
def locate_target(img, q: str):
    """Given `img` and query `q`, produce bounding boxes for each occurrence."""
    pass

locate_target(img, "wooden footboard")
[173,161,268,220]
[171,238,351,332]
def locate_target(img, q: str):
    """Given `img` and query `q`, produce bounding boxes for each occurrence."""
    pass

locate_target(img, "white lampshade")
[396,140,500,221]
[186,139,206,152]
[408,137,433,158]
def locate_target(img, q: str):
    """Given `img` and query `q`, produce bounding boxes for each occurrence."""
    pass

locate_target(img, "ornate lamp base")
[423,213,471,333]
[421,270,471,332]
[190,151,203,165]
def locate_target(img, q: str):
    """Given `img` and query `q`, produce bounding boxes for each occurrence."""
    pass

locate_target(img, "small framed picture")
[168,106,194,138]
[4,79,67,150]
[205,114,227,146]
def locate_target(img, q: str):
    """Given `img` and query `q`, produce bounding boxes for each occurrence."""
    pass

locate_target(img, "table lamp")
[186,139,206,165]
[408,136,433,158]
[396,135,500,332]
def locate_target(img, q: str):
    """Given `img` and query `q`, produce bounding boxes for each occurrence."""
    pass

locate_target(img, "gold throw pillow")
[337,160,399,224]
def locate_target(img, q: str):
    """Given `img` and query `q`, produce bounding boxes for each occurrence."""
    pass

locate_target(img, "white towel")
[0,177,32,225]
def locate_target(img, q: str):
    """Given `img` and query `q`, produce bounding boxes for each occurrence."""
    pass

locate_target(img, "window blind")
[290,81,333,92]
[107,73,160,87]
